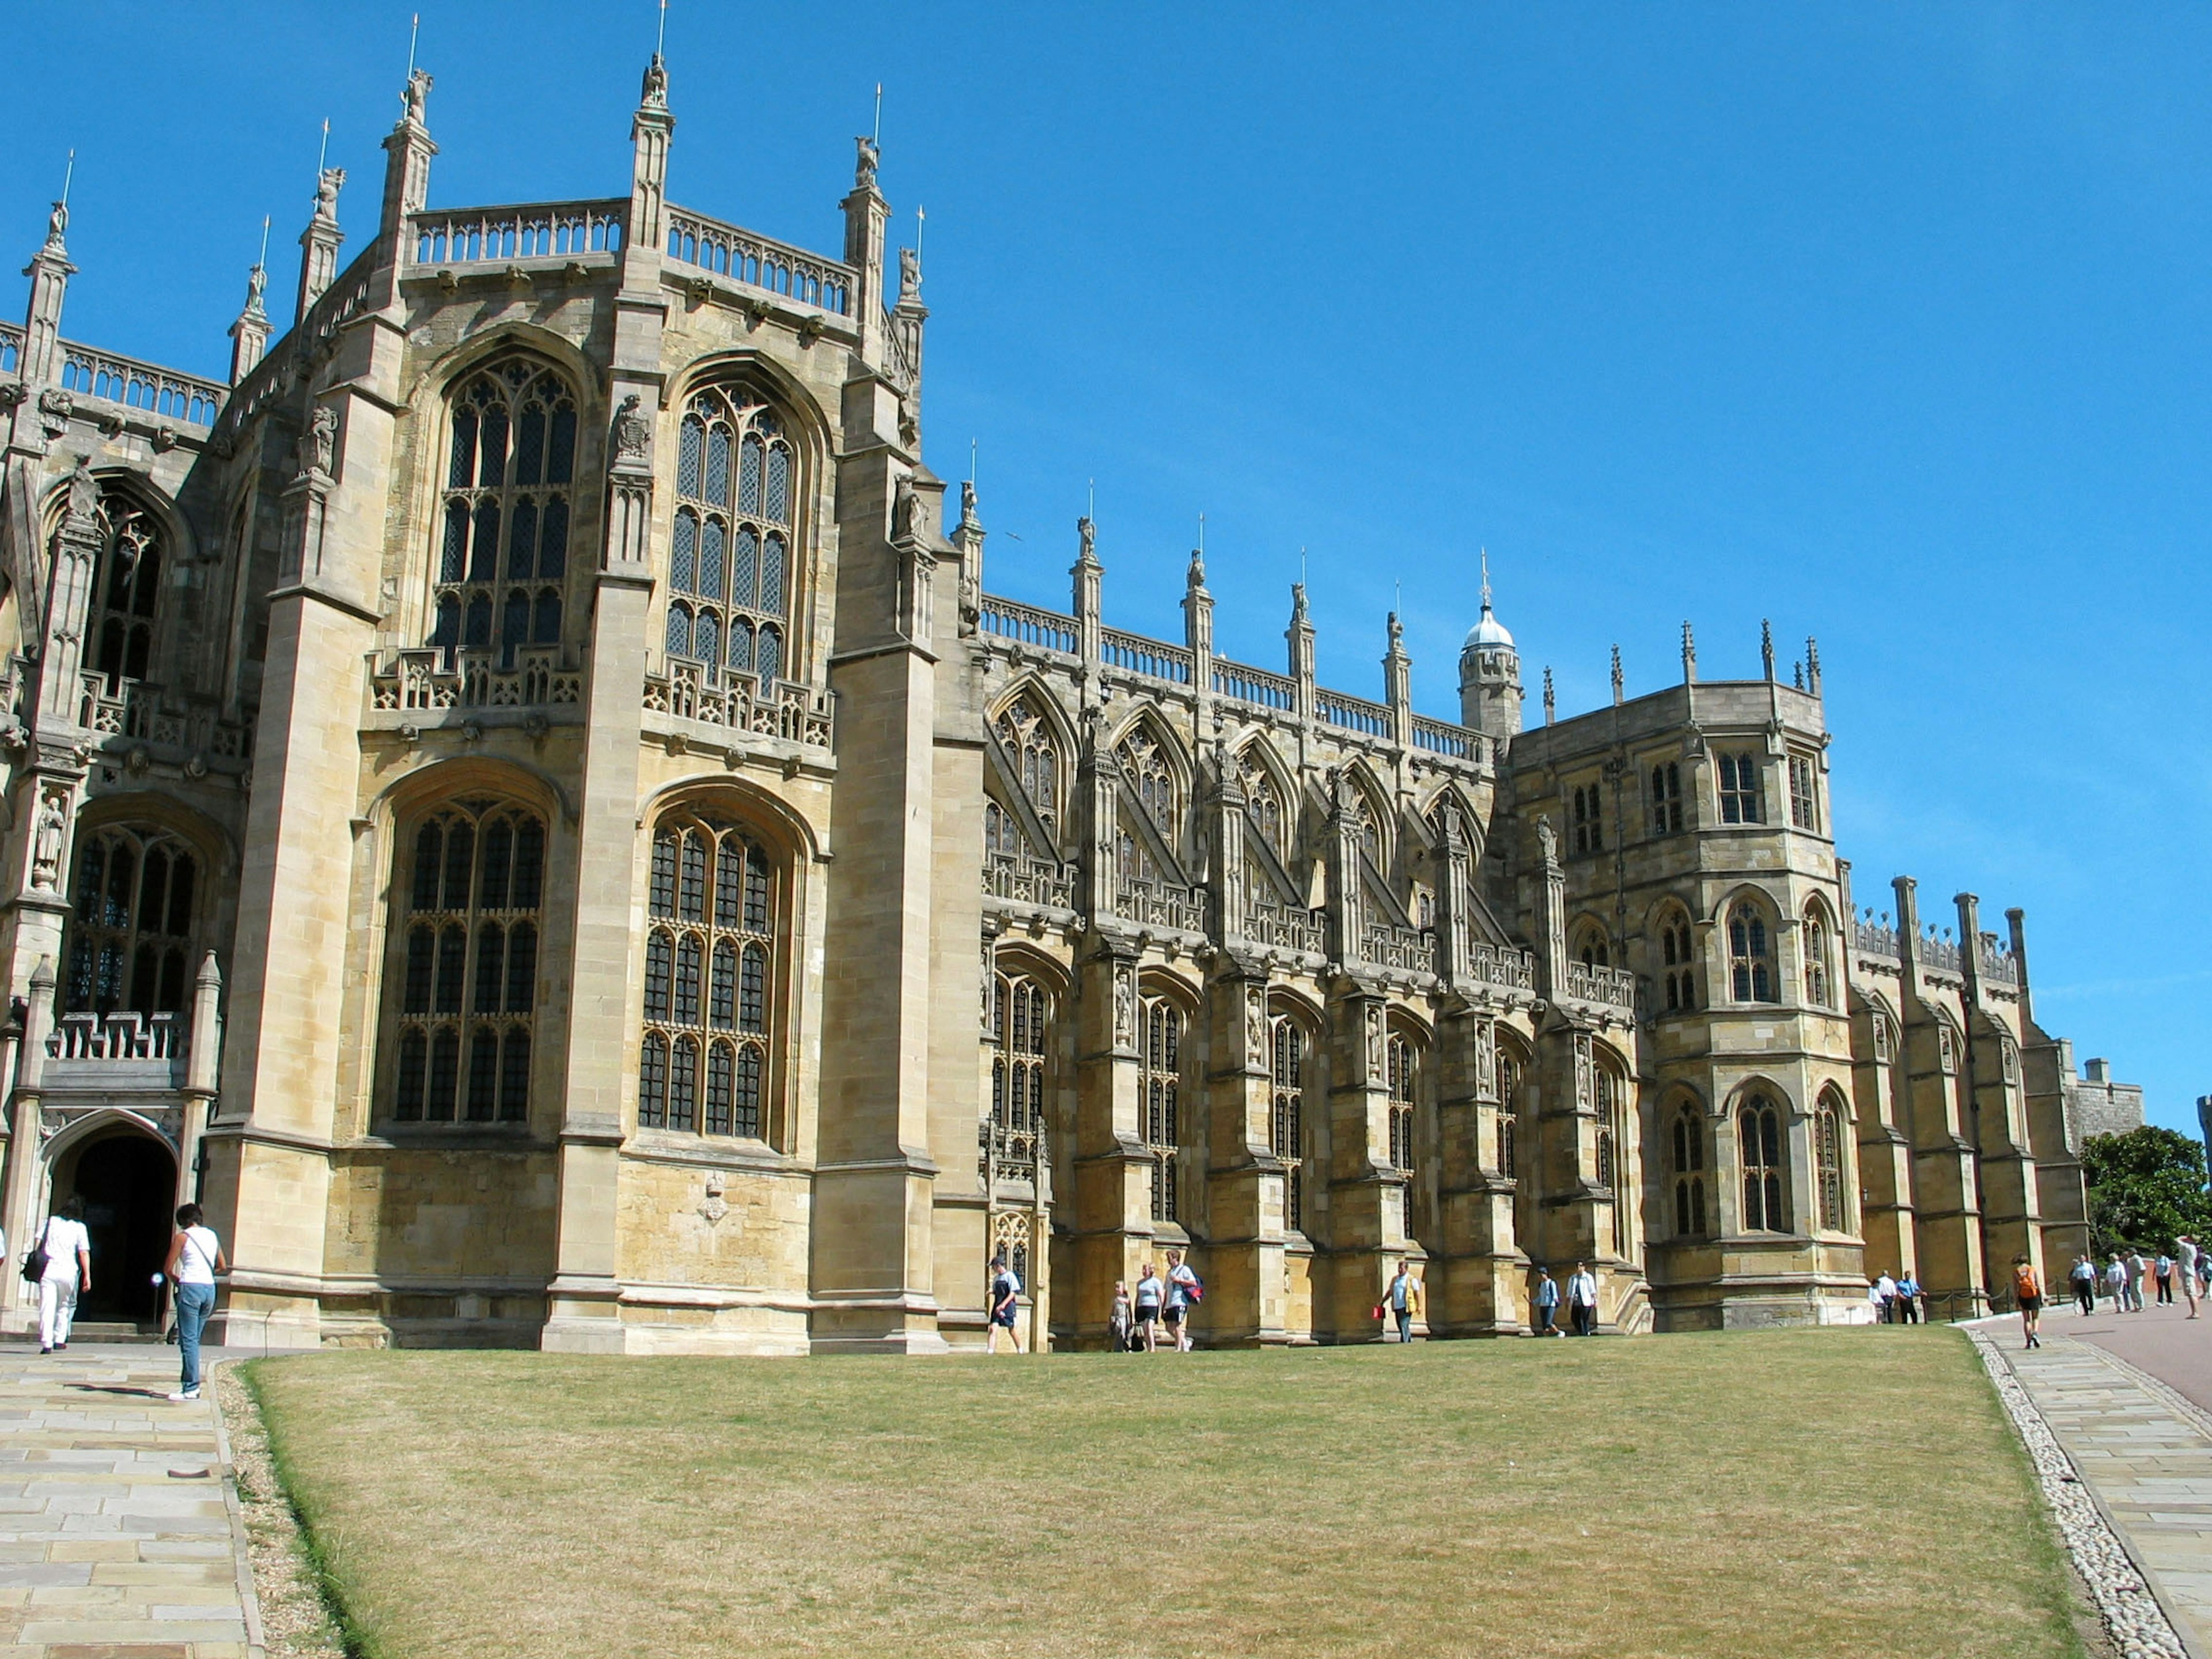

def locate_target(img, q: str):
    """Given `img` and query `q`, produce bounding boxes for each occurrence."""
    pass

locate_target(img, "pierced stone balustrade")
[1243,898,1326,955]
[1211,658,1297,712]
[665,206,855,315]
[1317,690,1392,737]
[980,1119,1041,1179]
[59,341,225,427]
[642,660,833,749]
[370,647,583,713]
[1116,878,1208,934]
[410,200,626,266]
[1361,922,1438,974]
[0,323,20,375]
[978,596,1080,655]
[77,675,251,759]
[1564,960,1638,1010]
[984,853,1074,911]
[1411,715,1485,763]
[50,1010,185,1062]
[1100,628,1193,685]
[1467,943,1537,993]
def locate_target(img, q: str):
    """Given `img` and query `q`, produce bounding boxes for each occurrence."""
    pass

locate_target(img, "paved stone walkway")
[0,1342,259,1658]
[1999,1328,2212,1657]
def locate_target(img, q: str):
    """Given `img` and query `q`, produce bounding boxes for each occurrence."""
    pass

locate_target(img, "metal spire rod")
[915,206,925,271]
[1480,547,1491,610]
[969,437,976,486]
[655,0,667,57]
[316,118,329,179]
[1198,512,1205,556]
[873,82,883,148]
[256,213,271,268]
[407,12,421,74]
[59,149,74,210]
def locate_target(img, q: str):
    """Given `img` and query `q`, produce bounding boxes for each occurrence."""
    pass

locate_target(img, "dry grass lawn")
[245,1325,2085,1659]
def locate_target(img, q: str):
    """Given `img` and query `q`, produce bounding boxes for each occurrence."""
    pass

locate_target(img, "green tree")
[2081,1127,2212,1257]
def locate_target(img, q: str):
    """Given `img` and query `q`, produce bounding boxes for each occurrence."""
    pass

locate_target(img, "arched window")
[1571,782,1604,855]
[639,810,777,1138]
[1116,727,1179,887]
[387,799,544,1123]
[1238,747,1286,858]
[1270,1013,1305,1232]
[1659,910,1698,1012]
[430,360,574,667]
[64,824,200,1017]
[1728,903,1775,1003]
[1815,1099,1847,1232]
[994,695,1062,838]
[1355,794,1386,869]
[1497,1048,1522,1177]
[88,495,164,694]
[1596,1063,1631,1256]
[1142,995,1181,1222]
[1671,1105,1707,1237]
[990,970,1048,1169]
[1648,761,1683,835]
[1738,1094,1785,1232]
[1802,907,1832,1007]
[983,801,1020,861]
[1387,1032,1418,1171]
[1575,925,1610,969]
[668,388,797,687]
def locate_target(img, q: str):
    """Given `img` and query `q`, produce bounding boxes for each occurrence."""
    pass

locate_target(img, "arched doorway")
[55,1131,175,1325]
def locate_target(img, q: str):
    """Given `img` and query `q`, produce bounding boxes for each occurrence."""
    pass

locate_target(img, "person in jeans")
[1567,1262,1598,1336]
[1386,1261,1421,1343]
[2069,1256,2098,1317]
[164,1204,226,1400]
[1532,1268,1560,1336]
[36,1198,92,1355]
[2157,1252,2176,1306]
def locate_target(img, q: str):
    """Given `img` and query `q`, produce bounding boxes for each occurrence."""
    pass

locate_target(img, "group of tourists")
[1103,1249,1203,1352]
[2062,1238,2205,1319]
[1866,1270,1926,1323]
[1528,1264,1600,1336]
[16,1198,225,1400]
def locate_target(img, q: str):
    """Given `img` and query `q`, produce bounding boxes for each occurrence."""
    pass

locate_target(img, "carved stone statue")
[1245,986,1266,1063]
[1076,514,1096,565]
[313,166,346,225]
[898,245,919,299]
[245,261,268,312]
[611,393,653,468]
[1113,965,1135,1049]
[403,67,433,126]
[854,134,880,190]
[1187,548,1206,590]
[641,55,668,109]
[1388,611,1404,650]
[298,405,338,478]
[900,482,928,544]
[1536,814,1558,865]
[44,199,67,251]
[959,479,978,528]
[1365,1004,1384,1081]
[31,796,65,892]
[66,456,97,524]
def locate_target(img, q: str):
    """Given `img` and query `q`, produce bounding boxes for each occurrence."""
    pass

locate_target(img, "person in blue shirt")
[1532,1267,1560,1336]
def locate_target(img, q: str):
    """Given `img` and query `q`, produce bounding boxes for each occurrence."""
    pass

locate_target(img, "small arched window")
[1238,747,1286,858]
[1802,907,1832,1007]
[1497,1048,1522,1177]
[1728,903,1776,1003]
[1271,1013,1306,1232]
[1738,1094,1785,1232]
[65,823,200,1017]
[387,799,544,1123]
[1575,925,1610,969]
[89,495,164,693]
[1142,995,1182,1222]
[639,810,778,1139]
[1815,1099,1847,1232]
[431,360,574,667]
[994,694,1062,839]
[668,388,798,688]
[1648,762,1683,835]
[1659,910,1698,1012]
[1571,783,1604,855]
[1671,1105,1707,1237]
[1387,1032,1419,1171]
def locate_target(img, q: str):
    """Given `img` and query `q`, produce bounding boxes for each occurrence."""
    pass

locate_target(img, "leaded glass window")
[430,360,574,667]
[1660,910,1698,1012]
[1271,1013,1305,1233]
[1142,997,1181,1222]
[1387,1032,1418,1172]
[994,695,1062,838]
[666,389,797,688]
[991,970,1048,1160]
[1739,1096,1785,1232]
[638,811,777,1138]
[63,824,199,1017]
[1672,1105,1707,1237]
[88,496,163,694]
[1718,753,1764,825]
[388,800,544,1123]
[1729,904,1775,1003]
[1815,1100,1847,1232]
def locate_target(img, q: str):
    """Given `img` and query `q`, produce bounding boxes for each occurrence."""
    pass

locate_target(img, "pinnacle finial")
[1760,618,1775,681]
[1542,666,1555,725]
[1681,621,1697,684]
[1479,547,1493,612]
[1610,645,1623,704]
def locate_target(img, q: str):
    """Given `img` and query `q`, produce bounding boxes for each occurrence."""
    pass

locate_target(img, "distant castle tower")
[1457,551,1522,742]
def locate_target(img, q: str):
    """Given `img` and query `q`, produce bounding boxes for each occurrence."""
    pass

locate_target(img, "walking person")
[1567,1262,1599,1337]
[34,1198,91,1355]
[2157,1251,2176,1306]
[1162,1248,1199,1353]
[1134,1261,1164,1353]
[1873,1270,1897,1323]
[2105,1255,2128,1313]
[1533,1268,1560,1336]
[1386,1260,1421,1344]
[1895,1269,1922,1324]
[1109,1281,1134,1351]
[164,1204,225,1401]
[2127,1249,2149,1312]
[2179,1237,2200,1320]
[2069,1255,2097,1317]
[986,1254,1022,1354]
[2013,1254,2044,1351]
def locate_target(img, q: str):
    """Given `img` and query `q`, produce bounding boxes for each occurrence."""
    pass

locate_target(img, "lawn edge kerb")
[240,1358,384,1659]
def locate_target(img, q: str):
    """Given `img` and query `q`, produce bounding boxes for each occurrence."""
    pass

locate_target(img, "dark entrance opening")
[67,1133,175,1324]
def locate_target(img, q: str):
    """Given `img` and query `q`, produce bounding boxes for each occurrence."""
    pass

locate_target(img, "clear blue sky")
[6,5,2205,1134]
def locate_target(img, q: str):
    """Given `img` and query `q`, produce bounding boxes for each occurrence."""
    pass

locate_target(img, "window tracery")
[1238,748,1286,858]
[666,388,798,688]
[1497,1049,1521,1178]
[1270,1013,1305,1232]
[1671,1104,1707,1237]
[1728,903,1775,1003]
[990,971,1048,1162]
[430,361,574,666]
[388,799,544,1123]
[1142,995,1181,1221]
[88,497,162,693]
[1387,1031,1418,1172]
[1116,728,1179,887]
[1659,910,1698,1011]
[994,695,1062,839]
[1648,761,1683,835]
[1802,906,1832,1007]
[639,810,777,1138]
[1738,1094,1785,1232]
[1815,1099,1847,1232]
[64,824,199,1016]
[1718,753,1764,824]
[1571,782,1604,854]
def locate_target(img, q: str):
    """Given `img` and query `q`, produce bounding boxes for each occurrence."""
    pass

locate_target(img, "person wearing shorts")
[1163,1249,1198,1353]
[1134,1262,1164,1352]
[2013,1255,2044,1350]
[986,1255,1021,1354]
[2180,1237,2201,1320]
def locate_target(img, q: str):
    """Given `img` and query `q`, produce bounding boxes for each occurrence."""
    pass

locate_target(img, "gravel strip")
[1966,1327,2188,1659]
[216,1363,349,1659]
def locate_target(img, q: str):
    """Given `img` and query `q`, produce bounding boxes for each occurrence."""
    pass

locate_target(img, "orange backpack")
[2013,1262,2041,1301]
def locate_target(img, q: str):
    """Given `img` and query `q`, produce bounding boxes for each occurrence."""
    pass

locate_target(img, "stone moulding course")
[1963,1325,2191,1659]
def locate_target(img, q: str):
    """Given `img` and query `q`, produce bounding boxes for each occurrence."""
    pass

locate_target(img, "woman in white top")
[36,1196,92,1354]
[163,1204,226,1402]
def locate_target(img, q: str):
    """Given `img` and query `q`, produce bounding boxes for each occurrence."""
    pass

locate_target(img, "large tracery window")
[994,695,1062,839]
[1271,1013,1306,1233]
[89,496,163,693]
[1729,903,1776,1003]
[1142,995,1181,1222]
[391,800,543,1123]
[1116,727,1180,888]
[430,361,574,665]
[1738,1094,1785,1233]
[991,970,1048,1158]
[65,824,199,1016]
[1815,1097,1848,1232]
[1387,1031,1419,1172]
[666,388,797,688]
[639,812,778,1139]
[1671,1105,1707,1237]
[1238,748,1286,858]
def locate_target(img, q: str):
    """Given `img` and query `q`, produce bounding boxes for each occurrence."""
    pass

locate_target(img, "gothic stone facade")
[0,59,2099,1350]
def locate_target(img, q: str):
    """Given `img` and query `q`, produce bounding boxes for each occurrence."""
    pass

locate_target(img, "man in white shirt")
[1873,1271,1898,1324]
[36,1197,92,1355]
[1567,1263,1598,1337]
[2180,1236,2201,1320]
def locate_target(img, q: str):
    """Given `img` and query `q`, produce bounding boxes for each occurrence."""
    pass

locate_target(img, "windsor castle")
[0,58,2128,1350]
